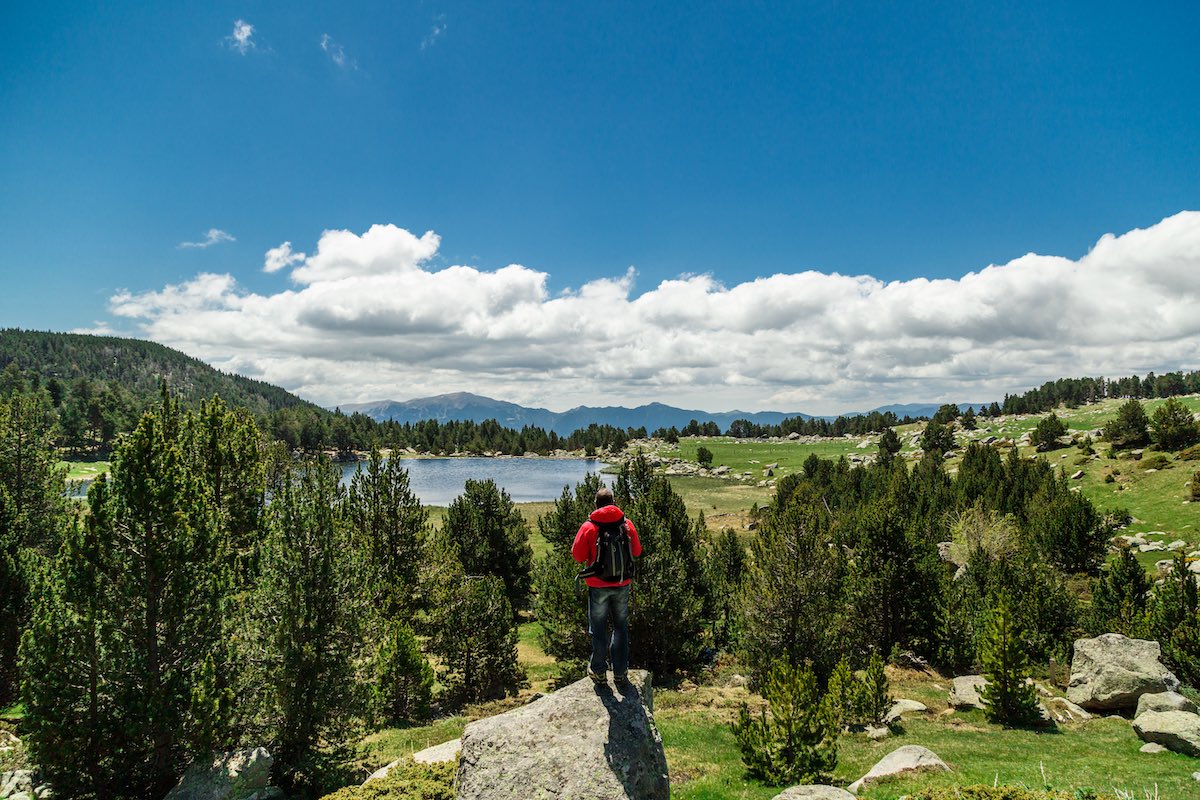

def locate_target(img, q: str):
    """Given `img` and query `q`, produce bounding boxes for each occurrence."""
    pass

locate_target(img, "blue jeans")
[588,584,630,676]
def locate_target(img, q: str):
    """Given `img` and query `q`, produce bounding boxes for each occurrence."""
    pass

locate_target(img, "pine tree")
[979,591,1041,727]
[245,458,364,794]
[426,549,524,705]
[1031,412,1067,450]
[1086,547,1151,637]
[1104,399,1150,449]
[1151,398,1200,451]
[21,392,233,798]
[741,483,845,683]
[877,427,902,464]
[731,660,838,785]
[860,652,892,726]
[536,473,604,552]
[708,528,747,647]
[344,447,429,618]
[443,479,533,614]
[1150,551,1200,688]
[371,620,433,725]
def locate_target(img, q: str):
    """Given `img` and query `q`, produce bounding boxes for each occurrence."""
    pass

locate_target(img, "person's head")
[595,487,615,509]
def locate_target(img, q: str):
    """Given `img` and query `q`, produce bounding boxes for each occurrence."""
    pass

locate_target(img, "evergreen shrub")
[318,760,455,800]
[731,660,838,786]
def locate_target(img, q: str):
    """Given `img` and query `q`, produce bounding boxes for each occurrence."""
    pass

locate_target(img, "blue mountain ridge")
[338,393,989,437]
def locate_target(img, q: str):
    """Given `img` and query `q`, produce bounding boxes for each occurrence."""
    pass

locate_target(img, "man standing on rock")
[572,486,642,685]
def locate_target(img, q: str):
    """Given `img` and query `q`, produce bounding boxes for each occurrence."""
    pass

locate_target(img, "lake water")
[338,457,610,506]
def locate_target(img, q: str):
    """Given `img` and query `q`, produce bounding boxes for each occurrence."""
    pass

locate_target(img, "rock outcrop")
[847,745,950,793]
[456,669,669,800]
[163,748,275,800]
[884,699,928,724]
[1066,634,1180,711]
[1132,710,1200,756]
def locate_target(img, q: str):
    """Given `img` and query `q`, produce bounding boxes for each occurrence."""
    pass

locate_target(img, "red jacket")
[571,504,643,588]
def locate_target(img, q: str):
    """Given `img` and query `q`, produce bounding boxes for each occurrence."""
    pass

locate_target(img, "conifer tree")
[860,652,892,726]
[708,528,747,647]
[919,419,955,454]
[1086,547,1152,637]
[443,479,533,614]
[1150,551,1200,688]
[0,391,68,701]
[877,427,902,464]
[371,619,433,725]
[245,458,364,794]
[741,483,844,683]
[1031,412,1067,450]
[537,473,605,552]
[426,540,523,704]
[1104,399,1150,448]
[22,393,231,798]
[1151,397,1200,451]
[979,591,1041,727]
[731,660,838,785]
[344,447,429,618]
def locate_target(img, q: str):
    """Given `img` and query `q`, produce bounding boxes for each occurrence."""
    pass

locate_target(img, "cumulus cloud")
[264,241,306,273]
[111,213,1200,413]
[179,228,235,249]
[225,20,255,55]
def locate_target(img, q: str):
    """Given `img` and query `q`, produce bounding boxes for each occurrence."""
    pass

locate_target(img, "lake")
[338,457,610,506]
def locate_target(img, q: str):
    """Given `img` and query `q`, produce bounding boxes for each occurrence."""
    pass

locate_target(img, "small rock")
[771,787,855,800]
[865,725,890,740]
[1168,540,1188,551]
[1140,542,1166,552]
[1071,470,1084,479]
[1136,691,1199,718]
[884,699,928,724]
[847,745,951,794]
[1140,742,1168,753]
[949,675,987,709]
[728,674,750,688]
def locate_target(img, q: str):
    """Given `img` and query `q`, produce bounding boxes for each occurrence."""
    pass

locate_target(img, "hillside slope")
[0,328,324,418]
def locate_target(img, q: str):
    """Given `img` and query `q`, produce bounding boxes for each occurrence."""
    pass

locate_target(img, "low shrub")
[912,787,1113,800]
[1142,453,1171,471]
[318,760,455,800]
[1180,442,1200,461]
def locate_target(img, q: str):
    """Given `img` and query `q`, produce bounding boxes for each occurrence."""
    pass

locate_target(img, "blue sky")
[2,3,1199,413]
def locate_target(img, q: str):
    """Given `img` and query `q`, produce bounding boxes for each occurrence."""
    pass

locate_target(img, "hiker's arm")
[571,522,594,564]
[626,519,643,557]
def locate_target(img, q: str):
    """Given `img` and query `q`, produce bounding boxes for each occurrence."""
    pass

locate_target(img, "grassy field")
[60,459,109,481]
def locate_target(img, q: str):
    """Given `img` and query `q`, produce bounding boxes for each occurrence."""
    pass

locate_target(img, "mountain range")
[339,393,987,436]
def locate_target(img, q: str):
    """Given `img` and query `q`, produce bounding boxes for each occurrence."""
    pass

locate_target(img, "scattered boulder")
[884,699,928,724]
[772,786,855,800]
[1071,470,1084,479]
[1136,691,1198,718]
[948,675,987,709]
[865,725,889,740]
[163,748,274,800]
[1132,710,1200,756]
[847,745,951,793]
[1140,542,1166,553]
[1066,634,1180,711]
[1042,696,1093,723]
[456,669,669,800]
[1140,743,1168,754]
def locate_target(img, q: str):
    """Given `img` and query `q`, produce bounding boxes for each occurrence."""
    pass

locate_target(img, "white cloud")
[264,241,306,273]
[320,33,356,69]
[421,15,447,50]
[179,228,235,249]
[112,213,1200,414]
[225,20,255,55]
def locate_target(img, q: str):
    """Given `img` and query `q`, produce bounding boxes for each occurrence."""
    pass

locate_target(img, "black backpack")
[578,516,635,583]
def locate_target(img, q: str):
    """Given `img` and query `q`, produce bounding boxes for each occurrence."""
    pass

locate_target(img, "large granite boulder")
[847,745,950,793]
[948,676,986,709]
[1066,634,1180,711]
[163,748,274,800]
[772,786,855,800]
[1136,691,1198,718]
[1132,710,1200,756]
[456,669,669,800]
[1,770,52,800]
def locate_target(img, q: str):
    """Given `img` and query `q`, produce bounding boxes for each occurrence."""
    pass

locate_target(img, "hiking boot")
[587,668,606,685]
[613,672,630,686]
